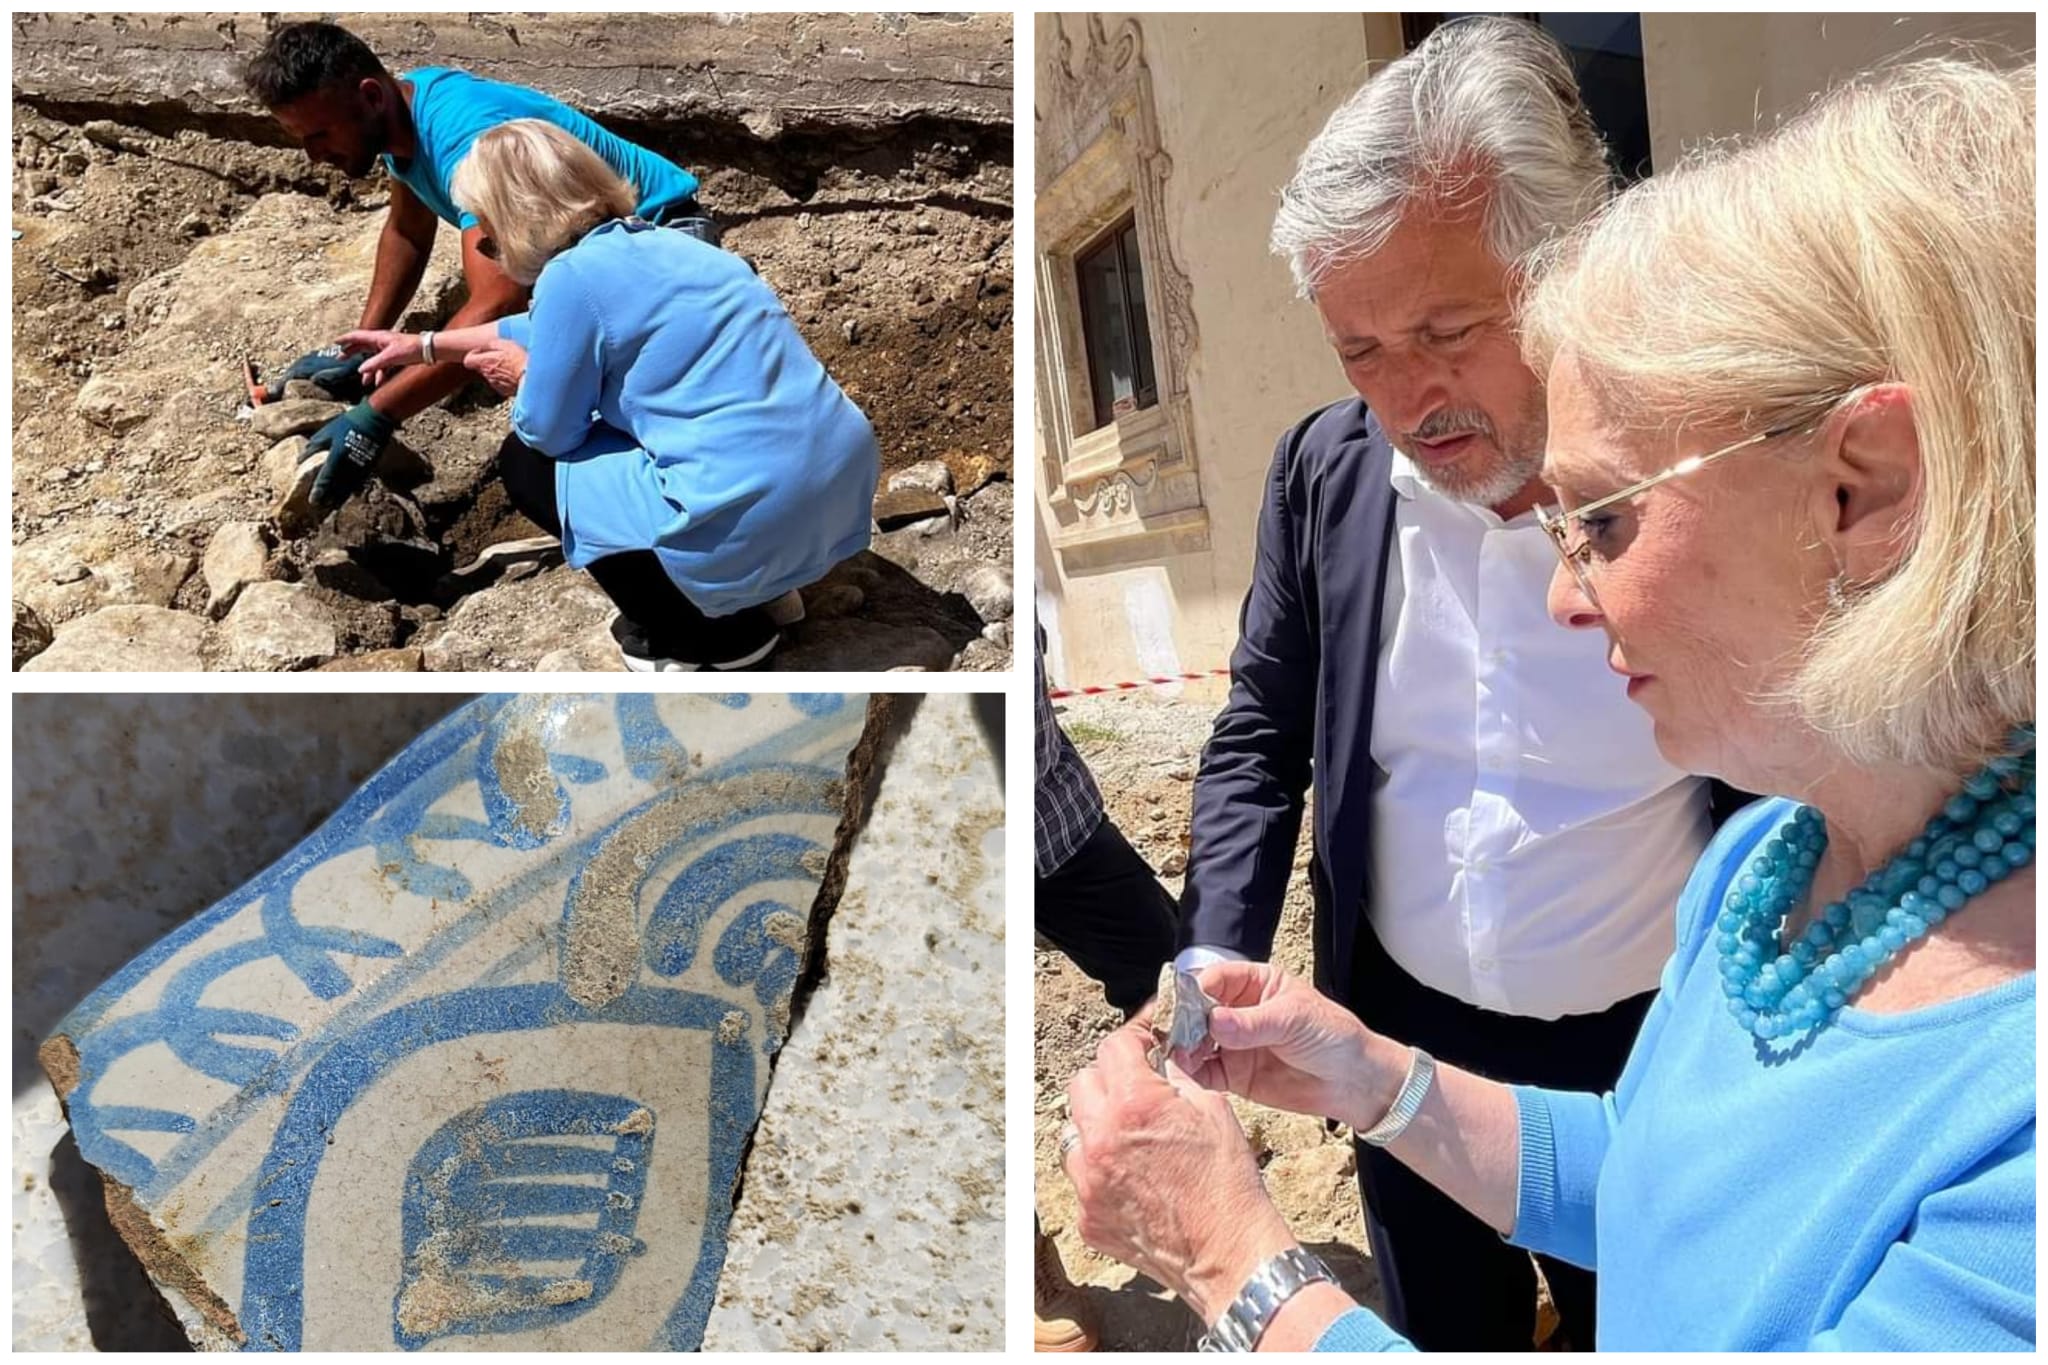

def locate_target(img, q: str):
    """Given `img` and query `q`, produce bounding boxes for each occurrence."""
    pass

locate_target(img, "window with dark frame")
[1074,216,1159,429]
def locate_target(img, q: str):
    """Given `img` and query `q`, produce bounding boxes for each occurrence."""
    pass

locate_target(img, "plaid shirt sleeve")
[1035,623,1104,876]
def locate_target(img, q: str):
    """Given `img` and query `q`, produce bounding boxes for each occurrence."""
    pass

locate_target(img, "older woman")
[1062,58,2034,1352]
[341,119,879,671]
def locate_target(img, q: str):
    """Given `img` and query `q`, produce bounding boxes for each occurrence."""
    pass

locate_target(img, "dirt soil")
[1033,690,1385,1351]
[11,103,1012,671]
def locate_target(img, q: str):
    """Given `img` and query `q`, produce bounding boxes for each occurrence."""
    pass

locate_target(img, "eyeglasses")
[1536,419,1806,615]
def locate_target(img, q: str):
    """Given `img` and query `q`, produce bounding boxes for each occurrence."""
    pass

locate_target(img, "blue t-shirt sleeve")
[1312,1307,1417,1352]
[1507,799,1793,1269]
[510,266,604,456]
[496,312,533,349]
[1809,1128,2035,1351]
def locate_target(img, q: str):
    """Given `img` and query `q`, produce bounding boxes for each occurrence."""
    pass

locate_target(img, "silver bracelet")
[419,330,437,365]
[1197,1246,1336,1353]
[1357,1047,1435,1147]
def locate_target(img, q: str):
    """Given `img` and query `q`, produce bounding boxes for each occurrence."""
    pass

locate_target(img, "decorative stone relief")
[1036,13,1210,564]
[40,692,873,1351]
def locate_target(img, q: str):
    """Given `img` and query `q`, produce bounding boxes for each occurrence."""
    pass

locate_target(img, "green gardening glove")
[306,402,398,509]
[267,345,371,403]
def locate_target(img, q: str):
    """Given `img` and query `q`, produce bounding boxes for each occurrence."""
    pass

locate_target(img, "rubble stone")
[217,581,336,671]
[201,521,271,615]
[20,605,207,672]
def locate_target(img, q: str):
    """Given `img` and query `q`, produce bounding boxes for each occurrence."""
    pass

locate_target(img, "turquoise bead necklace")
[1716,727,2036,1040]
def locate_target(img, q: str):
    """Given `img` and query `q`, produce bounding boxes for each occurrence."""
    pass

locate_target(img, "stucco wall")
[1644,12,2034,163]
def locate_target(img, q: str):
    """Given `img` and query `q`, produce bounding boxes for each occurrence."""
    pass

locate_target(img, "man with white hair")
[1177,17,1725,1350]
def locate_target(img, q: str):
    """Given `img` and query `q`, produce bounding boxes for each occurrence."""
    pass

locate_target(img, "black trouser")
[1034,815,1180,1016]
[1348,919,1653,1351]
[498,433,736,654]
[653,197,722,248]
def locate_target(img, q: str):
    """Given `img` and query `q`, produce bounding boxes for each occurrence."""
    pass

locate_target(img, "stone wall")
[12,12,1013,135]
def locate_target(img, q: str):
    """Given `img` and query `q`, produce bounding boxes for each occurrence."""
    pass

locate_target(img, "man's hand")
[1182,961,1402,1132]
[1063,1023,1299,1325]
[306,402,398,509]
[464,338,528,397]
[265,346,370,403]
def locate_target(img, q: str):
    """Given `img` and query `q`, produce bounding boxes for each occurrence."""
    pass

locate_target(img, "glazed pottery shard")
[39,692,882,1351]
[1149,962,1216,1074]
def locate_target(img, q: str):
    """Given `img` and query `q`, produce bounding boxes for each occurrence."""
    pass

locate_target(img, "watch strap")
[1197,1246,1336,1353]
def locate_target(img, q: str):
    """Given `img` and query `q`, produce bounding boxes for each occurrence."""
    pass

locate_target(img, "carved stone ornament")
[1035,14,1209,565]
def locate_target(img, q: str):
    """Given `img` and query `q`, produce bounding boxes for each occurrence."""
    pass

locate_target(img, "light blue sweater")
[1315,797,2035,1352]
[498,219,879,616]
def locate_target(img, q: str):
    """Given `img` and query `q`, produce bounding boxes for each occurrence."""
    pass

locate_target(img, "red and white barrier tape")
[1047,668,1232,700]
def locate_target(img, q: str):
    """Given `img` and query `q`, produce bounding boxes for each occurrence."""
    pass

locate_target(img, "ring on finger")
[1057,1123,1082,1158]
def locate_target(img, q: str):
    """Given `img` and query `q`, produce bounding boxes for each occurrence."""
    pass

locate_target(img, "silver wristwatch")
[1358,1046,1435,1147]
[1197,1246,1337,1352]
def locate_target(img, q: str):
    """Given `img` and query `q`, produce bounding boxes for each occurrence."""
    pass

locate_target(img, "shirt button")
[1474,955,1497,972]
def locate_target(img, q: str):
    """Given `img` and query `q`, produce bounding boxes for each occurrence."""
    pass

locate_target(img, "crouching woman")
[344,119,879,670]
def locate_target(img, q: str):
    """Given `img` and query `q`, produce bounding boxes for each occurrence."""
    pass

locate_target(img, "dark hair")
[243,22,388,108]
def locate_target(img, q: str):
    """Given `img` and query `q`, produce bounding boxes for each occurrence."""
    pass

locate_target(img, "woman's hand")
[335,329,422,388]
[1183,961,1405,1133]
[464,338,528,397]
[1063,1022,1300,1325]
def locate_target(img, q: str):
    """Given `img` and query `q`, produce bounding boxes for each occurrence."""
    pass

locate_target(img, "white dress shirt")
[1182,451,1711,1021]
[1366,452,1709,1018]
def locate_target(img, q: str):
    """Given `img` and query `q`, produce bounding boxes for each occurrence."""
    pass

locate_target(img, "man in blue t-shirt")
[242,21,713,512]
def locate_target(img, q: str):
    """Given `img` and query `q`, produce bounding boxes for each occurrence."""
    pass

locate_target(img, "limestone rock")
[218,581,336,672]
[421,565,617,671]
[201,521,271,616]
[887,458,953,496]
[952,637,1009,671]
[267,442,327,540]
[777,618,956,672]
[315,647,424,672]
[249,397,344,443]
[704,696,1002,1350]
[957,562,1013,623]
[14,601,54,669]
[259,435,314,499]
[40,693,876,1349]
[13,546,196,622]
[872,487,950,530]
[74,374,152,434]
[20,605,208,672]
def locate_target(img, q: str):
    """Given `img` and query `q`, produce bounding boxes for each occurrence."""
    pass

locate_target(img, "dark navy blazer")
[1181,398,1398,1014]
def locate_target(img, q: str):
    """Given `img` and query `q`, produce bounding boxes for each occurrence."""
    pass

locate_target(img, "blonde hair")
[1520,58,2034,778]
[450,119,637,286]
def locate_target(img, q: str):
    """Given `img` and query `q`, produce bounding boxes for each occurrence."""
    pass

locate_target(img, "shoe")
[764,589,806,627]
[1034,1226,1099,1352]
[612,610,778,672]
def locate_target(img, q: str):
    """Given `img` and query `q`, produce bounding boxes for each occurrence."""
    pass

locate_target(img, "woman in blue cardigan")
[1059,59,2034,1352]
[343,119,879,670]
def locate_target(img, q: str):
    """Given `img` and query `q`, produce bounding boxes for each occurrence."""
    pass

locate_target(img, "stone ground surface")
[706,693,1004,1350]
[1033,689,1385,1351]
[12,65,1013,672]
[13,696,471,1351]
